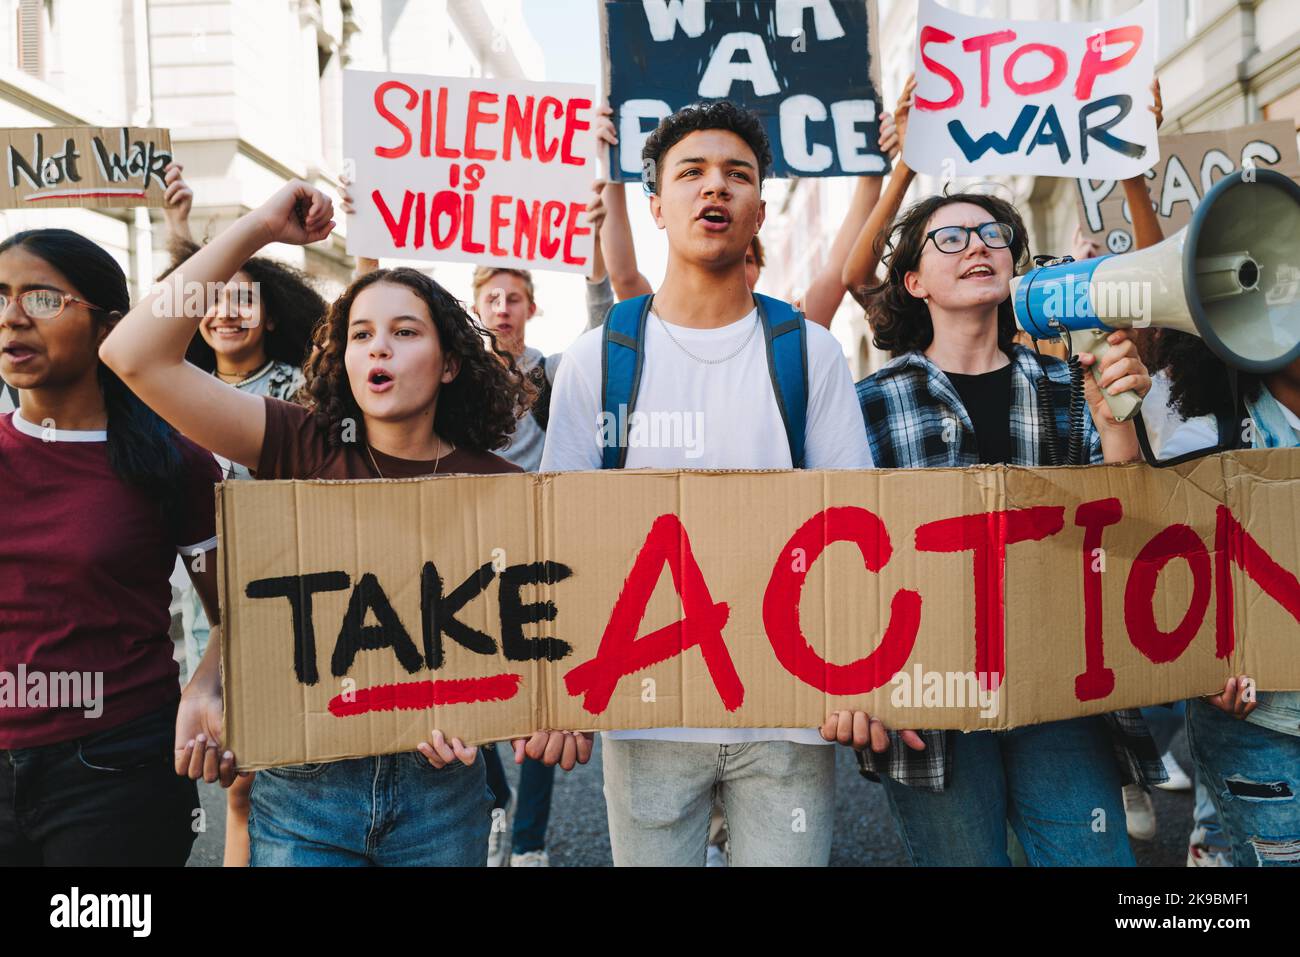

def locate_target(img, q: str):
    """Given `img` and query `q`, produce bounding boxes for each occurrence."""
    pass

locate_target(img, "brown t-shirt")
[257,396,522,480]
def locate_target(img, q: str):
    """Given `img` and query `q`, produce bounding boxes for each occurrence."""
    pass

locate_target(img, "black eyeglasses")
[0,289,103,320]
[924,222,1015,255]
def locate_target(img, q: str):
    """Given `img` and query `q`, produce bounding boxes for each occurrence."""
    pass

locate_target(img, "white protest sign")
[343,70,597,274]
[904,0,1158,179]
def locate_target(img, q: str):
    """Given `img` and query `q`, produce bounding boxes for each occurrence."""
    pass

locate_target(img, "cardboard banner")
[904,0,1157,179]
[342,70,597,274]
[219,453,1300,769]
[0,127,171,209]
[1075,121,1300,255]
[602,0,888,181]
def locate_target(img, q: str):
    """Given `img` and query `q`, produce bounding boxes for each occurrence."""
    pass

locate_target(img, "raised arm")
[161,161,195,245]
[843,76,917,308]
[1120,78,1165,251]
[100,180,335,469]
[801,109,896,328]
[594,106,653,299]
[338,173,380,279]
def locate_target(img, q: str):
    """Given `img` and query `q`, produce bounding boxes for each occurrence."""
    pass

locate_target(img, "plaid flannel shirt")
[853,345,1166,792]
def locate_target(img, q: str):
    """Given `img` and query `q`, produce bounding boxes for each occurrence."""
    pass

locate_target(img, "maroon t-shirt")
[256,397,522,479]
[0,411,221,749]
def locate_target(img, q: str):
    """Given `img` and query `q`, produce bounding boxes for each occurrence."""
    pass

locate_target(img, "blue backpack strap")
[600,294,653,469]
[754,293,809,468]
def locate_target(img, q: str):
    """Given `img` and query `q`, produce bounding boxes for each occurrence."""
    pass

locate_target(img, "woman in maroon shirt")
[0,228,222,865]
[101,180,592,865]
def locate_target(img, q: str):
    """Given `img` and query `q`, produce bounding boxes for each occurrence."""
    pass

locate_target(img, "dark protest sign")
[219,455,1300,769]
[0,127,172,208]
[1076,121,1300,255]
[602,0,889,182]
[904,0,1158,179]
[343,70,597,273]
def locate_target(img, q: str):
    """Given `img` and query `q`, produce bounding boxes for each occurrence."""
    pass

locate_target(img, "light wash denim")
[601,737,835,866]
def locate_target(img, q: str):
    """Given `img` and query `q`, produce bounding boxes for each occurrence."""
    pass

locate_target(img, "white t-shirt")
[541,306,872,745]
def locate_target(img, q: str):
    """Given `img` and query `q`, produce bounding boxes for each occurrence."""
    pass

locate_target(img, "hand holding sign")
[1206,675,1258,720]
[514,730,594,771]
[418,730,479,769]
[175,676,239,788]
[254,179,336,247]
[161,161,194,242]
[821,711,927,754]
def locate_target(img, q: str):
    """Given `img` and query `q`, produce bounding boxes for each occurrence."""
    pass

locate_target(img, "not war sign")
[0,127,172,208]
[904,0,1158,179]
[218,454,1300,769]
[602,0,889,181]
[343,70,597,274]
[1076,121,1300,255]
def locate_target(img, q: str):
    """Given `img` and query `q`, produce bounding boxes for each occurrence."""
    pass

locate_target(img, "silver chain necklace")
[653,307,760,365]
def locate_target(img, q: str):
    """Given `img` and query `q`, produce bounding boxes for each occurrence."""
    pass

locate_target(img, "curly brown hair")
[301,268,531,453]
[160,238,326,374]
[862,192,1031,356]
[1147,329,1261,420]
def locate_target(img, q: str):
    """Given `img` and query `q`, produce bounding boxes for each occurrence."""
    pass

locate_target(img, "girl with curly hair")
[101,179,590,866]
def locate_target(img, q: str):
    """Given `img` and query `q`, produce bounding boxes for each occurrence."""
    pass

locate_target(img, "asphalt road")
[187,733,1196,867]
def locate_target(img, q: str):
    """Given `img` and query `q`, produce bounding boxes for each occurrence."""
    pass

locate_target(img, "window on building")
[16,0,45,78]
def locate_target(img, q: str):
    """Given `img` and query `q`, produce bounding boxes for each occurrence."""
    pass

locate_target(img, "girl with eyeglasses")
[0,229,222,865]
[819,79,1167,866]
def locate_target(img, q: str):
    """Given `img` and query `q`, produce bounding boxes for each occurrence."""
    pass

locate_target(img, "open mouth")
[368,369,393,386]
[960,265,995,279]
[1,343,36,362]
[209,326,247,338]
[698,206,731,226]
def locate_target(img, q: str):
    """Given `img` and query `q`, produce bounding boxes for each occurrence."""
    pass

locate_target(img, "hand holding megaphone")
[1075,329,1151,426]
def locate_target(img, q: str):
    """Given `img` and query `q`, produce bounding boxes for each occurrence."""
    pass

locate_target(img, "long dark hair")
[303,268,530,452]
[862,191,1031,356]
[1148,329,1261,420]
[0,228,184,510]
[161,238,324,373]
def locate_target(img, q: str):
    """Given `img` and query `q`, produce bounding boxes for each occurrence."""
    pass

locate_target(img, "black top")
[945,364,1014,465]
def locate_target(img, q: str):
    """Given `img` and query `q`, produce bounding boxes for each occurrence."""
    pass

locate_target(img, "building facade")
[0,0,542,413]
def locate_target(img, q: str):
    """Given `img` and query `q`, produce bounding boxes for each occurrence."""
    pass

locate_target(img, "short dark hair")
[862,191,1031,356]
[641,100,772,195]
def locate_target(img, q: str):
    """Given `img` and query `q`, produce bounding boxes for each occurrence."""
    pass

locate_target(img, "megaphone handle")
[1072,327,1142,423]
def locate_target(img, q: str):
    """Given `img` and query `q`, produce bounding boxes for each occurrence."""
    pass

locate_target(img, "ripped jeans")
[1186,697,1300,866]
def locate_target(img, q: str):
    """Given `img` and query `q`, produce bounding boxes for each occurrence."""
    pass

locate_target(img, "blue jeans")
[480,745,556,854]
[1186,698,1300,867]
[881,716,1134,866]
[248,752,493,866]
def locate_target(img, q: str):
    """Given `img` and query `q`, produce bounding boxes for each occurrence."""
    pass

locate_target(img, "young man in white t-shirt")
[541,101,871,866]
